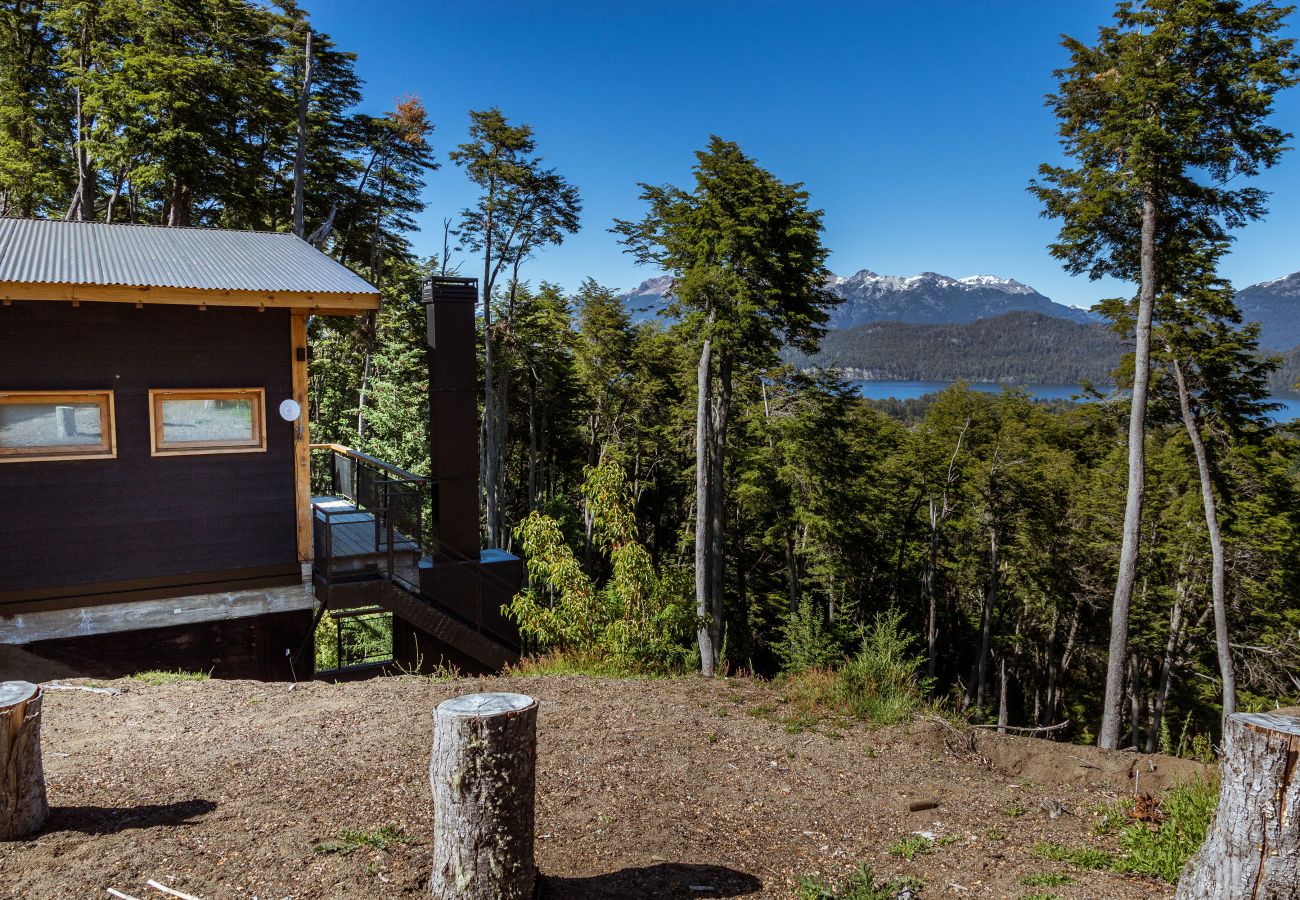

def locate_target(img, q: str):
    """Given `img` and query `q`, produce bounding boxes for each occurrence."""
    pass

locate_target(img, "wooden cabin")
[0,219,520,680]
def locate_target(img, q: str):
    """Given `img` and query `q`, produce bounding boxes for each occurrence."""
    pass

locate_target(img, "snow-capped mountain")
[620,268,1094,327]
[824,269,1091,327]
[1235,271,1300,350]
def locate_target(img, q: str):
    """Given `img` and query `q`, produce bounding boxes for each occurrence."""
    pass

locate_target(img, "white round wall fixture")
[278,398,302,422]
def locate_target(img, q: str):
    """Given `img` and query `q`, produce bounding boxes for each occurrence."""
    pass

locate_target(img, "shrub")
[773,600,847,674]
[780,609,932,728]
[1113,778,1219,883]
[888,835,933,860]
[796,865,921,900]
[508,459,695,675]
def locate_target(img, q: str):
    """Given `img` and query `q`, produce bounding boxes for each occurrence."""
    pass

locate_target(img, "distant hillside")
[1271,344,1300,396]
[786,312,1123,384]
[620,267,1095,327]
[1236,272,1300,350]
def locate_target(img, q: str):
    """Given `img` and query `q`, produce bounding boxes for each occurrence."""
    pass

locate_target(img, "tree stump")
[0,681,48,840]
[1176,710,1300,899]
[429,692,538,899]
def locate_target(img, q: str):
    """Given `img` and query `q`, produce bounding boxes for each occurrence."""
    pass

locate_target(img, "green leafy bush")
[773,600,848,674]
[780,610,932,728]
[796,865,921,900]
[507,459,695,674]
[1113,779,1219,883]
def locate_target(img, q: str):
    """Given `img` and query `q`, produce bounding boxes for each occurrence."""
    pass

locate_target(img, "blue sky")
[304,0,1300,310]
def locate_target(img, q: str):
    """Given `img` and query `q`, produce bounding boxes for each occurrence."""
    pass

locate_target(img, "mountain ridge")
[620,266,1300,351]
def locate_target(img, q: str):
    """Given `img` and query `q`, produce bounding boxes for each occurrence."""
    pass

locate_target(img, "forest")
[2,0,1299,755]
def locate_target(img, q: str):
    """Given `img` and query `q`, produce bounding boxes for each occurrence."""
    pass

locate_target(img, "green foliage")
[772,600,847,674]
[1032,841,1116,871]
[1112,779,1219,883]
[796,866,921,900]
[1020,873,1074,887]
[887,835,933,860]
[508,458,695,674]
[313,825,411,856]
[129,670,208,685]
[779,611,932,728]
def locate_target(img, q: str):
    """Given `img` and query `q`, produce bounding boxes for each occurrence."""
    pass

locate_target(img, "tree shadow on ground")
[542,862,762,899]
[43,798,217,835]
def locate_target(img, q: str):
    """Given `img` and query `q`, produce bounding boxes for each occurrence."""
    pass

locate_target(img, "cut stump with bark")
[0,681,48,840]
[429,692,538,900]
[1176,710,1300,899]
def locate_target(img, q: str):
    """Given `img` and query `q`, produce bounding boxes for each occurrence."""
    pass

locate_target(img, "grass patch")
[888,835,933,860]
[796,865,922,900]
[1033,841,1115,870]
[507,648,677,678]
[313,825,411,856]
[777,610,933,730]
[1112,778,1219,882]
[1020,872,1074,887]
[129,670,209,686]
[1002,802,1029,817]
[1021,894,1063,900]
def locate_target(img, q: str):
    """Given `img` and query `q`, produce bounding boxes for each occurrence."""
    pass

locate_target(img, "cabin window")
[149,388,267,456]
[0,390,117,462]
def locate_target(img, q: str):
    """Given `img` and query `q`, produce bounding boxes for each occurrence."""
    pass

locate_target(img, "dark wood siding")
[0,301,297,603]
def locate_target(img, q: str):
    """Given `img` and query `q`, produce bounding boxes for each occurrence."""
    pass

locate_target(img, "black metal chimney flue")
[422,276,480,560]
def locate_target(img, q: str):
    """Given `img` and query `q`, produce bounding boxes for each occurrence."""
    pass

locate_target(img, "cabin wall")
[20,608,312,681]
[0,301,299,611]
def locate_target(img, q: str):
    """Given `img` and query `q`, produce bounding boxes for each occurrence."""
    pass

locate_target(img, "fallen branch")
[46,683,121,696]
[971,719,1071,734]
[107,890,142,900]
[146,880,204,900]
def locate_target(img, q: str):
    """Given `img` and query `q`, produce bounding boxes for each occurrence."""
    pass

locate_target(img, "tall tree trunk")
[709,354,732,669]
[167,180,191,226]
[1128,651,1143,749]
[925,505,940,678]
[997,655,1009,733]
[1171,358,1236,724]
[1148,589,1185,753]
[784,531,800,614]
[66,86,94,222]
[527,374,539,514]
[972,526,999,709]
[355,312,375,442]
[1100,190,1157,750]
[482,212,498,547]
[292,30,314,238]
[104,169,125,223]
[694,329,716,675]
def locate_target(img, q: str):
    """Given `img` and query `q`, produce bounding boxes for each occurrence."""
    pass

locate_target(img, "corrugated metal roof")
[0,218,378,295]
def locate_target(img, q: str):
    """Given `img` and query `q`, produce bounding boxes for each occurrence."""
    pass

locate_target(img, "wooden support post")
[1176,710,1300,899]
[0,681,48,840]
[429,692,538,899]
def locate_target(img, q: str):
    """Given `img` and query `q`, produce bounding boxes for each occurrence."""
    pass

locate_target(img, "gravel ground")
[0,674,1207,899]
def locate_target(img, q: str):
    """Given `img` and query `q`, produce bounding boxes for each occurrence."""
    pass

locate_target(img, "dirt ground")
[0,674,1209,899]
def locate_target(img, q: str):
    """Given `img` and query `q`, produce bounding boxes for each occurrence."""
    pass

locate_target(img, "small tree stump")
[1176,711,1300,899]
[429,692,538,899]
[0,681,48,840]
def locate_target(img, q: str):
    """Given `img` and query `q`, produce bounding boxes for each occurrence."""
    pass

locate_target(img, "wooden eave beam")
[0,281,380,315]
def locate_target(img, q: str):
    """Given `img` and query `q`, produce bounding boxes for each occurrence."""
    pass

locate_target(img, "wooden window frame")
[0,390,117,463]
[149,388,267,457]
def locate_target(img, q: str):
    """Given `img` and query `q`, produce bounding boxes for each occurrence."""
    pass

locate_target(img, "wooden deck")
[311,496,419,578]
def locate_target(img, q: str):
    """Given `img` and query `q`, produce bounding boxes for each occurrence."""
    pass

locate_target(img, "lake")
[848,379,1300,423]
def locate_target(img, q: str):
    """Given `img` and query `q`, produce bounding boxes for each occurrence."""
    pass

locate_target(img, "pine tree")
[1030,0,1298,748]
[614,136,837,674]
